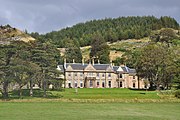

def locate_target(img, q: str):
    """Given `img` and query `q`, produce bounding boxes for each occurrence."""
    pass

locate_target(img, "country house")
[57,59,146,89]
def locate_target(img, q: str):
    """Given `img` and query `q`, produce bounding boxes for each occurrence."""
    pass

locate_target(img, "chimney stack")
[73,59,75,64]
[110,59,112,66]
[92,58,94,65]
[64,58,66,69]
[120,64,125,67]
[82,57,84,65]
[98,59,100,64]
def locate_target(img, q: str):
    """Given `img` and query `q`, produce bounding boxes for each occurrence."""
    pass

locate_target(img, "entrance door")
[90,80,93,88]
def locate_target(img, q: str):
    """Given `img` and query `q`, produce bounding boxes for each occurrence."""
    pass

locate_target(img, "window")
[74,72,77,76]
[120,81,123,87]
[88,72,93,76]
[80,73,83,77]
[75,81,77,88]
[102,81,105,88]
[68,73,71,77]
[68,82,71,88]
[97,73,99,77]
[108,81,111,88]
[108,73,111,77]
[97,81,99,87]
[80,82,83,88]
[102,73,105,77]
[133,83,136,88]
[119,74,122,78]
[133,76,135,79]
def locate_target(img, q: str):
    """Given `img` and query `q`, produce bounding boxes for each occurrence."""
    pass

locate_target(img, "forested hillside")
[31,16,179,47]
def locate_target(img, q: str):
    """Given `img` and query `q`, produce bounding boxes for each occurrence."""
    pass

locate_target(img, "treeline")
[0,40,62,99]
[116,28,180,90]
[31,16,179,47]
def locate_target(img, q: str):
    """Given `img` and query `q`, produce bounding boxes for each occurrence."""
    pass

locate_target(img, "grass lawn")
[2,88,179,102]
[2,88,160,102]
[0,102,180,120]
[47,88,160,102]
[53,88,159,99]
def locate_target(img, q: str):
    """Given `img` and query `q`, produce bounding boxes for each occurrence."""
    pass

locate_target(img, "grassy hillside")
[79,38,150,62]
[0,25,35,44]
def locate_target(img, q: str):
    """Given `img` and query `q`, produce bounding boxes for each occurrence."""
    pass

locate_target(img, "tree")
[151,28,177,45]
[64,38,82,63]
[0,44,16,99]
[31,41,61,97]
[90,33,110,64]
[32,16,179,47]
[134,43,178,89]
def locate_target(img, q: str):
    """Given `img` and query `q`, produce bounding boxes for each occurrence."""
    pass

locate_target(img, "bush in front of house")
[175,90,180,98]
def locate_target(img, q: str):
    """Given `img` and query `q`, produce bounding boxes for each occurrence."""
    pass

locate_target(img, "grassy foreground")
[0,102,180,120]
[54,88,159,99]
[0,89,180,120]
[1,88,179,102]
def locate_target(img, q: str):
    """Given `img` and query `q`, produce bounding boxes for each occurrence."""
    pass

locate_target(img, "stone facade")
[57,62,145,89]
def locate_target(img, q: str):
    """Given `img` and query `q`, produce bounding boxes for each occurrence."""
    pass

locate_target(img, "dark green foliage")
[90,33,110,63]
[113,57,124,66]
[31,16,179,47]
[175,90,180,98]
[63,38,82,63]
[30,40,62,97]
[0,40,62,99]
[150,28,177,44]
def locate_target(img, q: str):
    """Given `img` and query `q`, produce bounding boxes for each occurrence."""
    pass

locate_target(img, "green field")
[1,88,180,120]
[0,102,180,120]
[1,88,179,102]
[53,88,159,99]
[4,88,160,101]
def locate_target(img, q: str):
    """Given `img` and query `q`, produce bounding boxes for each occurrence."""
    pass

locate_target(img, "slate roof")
[93,64,110,70]
[113,66,119,71]
[58,63,136,74]
[128,68,136,74]
[66,63,87,70]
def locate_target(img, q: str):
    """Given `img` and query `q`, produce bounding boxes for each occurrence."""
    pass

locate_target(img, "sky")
[0,0,179,33]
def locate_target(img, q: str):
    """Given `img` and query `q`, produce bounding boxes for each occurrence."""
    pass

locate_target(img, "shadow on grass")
[129,88,156,91]
[1,89,64,100]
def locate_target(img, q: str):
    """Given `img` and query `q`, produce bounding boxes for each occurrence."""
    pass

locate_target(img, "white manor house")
[57,59,146,89]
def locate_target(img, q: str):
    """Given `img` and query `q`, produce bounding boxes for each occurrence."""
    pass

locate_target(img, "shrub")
[175,90,180,98]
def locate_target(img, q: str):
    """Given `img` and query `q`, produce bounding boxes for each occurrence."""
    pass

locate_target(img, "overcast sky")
[0,0,179,33]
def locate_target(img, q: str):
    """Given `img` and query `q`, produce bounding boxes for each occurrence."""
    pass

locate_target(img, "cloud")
[0,0,179,33]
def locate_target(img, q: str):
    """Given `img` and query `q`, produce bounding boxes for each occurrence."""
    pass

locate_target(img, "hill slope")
[58,38,150,62]
[0,25,35,45]
[40,16,179,47]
